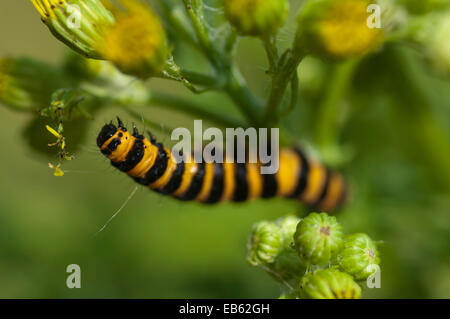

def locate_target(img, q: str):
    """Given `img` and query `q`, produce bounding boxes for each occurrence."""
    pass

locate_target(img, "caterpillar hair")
[97,118,347,212]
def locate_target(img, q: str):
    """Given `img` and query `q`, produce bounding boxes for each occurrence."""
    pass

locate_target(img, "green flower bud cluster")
[224,0,289,37]
[247,212,381,299]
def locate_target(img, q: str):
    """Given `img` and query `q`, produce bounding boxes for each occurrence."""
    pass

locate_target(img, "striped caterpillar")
[97,118,347,212]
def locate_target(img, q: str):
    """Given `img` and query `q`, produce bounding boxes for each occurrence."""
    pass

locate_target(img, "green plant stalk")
[81,79,244,129]
[314,59,360,150]
[149,91,246,128]
[262,36,279,73]
[180,0,264,126]
[161,63,262,125]
[263,52,304,127]
[182,0,220,67]
[280,73,299,117]
[180,69,219,87]
[157,0,198,47]
[224,66,265,127]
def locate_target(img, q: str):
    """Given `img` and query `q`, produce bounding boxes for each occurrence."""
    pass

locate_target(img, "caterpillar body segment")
[97,120,347,212]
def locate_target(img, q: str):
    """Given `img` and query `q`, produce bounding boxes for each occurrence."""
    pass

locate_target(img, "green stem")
[180,69,219,87]
[262,35,279,73]
[315,59,359,149]
[280,73,299,118]
[178,0,264,126]
[158,0,198,47]
[263,52,304,127]
[182,0,210,47]
[149,91,245,128]
[224,66,265,127]
[162,61,262,124]
[161,57,219,93]
[182,0,222,68]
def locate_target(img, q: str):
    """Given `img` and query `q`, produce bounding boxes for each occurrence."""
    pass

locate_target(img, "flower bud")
[337,233,380,280]
[0,57,67,111]
[271,215,305,281]
[224,0,289,37]
[295,0,383,60]
[293,212,344,266]
[30,0,115,59]
[98,1,169,79]
[278,215,301,244]
[247,221,282,266]
[300,268,361,299]
[31,0,169,78]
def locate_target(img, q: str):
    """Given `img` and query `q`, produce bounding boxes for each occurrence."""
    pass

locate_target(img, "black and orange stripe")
[97,119,347,212]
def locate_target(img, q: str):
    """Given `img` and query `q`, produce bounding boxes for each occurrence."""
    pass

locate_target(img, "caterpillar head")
[97,118,149,161]
[97,122,119,148]
[97,117,133,157]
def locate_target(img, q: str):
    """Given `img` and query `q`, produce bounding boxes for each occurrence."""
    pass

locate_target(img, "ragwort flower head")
[31,0,169,78]
[296,0,384,60]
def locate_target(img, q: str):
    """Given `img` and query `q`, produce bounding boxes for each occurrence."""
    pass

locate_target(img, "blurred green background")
[0,1,449,298]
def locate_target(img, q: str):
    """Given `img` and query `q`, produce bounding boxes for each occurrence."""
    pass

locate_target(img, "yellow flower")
[48,163,65,177]
[30,0,169,78]
[297,0,383,60]
[319,0,382,58]
[97,1,169,78]
[46,124,62,139]
[46,123,74,177]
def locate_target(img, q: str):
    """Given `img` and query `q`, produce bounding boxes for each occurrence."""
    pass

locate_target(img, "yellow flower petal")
[46,125,61,139]
[54,166,65,177]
